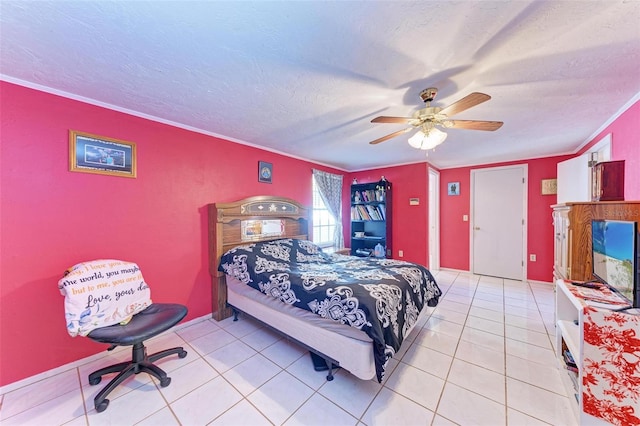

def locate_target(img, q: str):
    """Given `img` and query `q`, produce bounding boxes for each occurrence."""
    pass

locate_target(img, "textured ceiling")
[1,1,639,171]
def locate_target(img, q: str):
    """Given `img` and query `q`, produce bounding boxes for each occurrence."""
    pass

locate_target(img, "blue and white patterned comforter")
[218,238,441,382]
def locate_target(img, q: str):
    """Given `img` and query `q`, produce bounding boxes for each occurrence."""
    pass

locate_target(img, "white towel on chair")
[58,259,152,337]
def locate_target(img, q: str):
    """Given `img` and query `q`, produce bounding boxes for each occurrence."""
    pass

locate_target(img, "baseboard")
[436,267,471,274]
[437,268,554,286]
[0,313,212,395]
[527,279,554,286]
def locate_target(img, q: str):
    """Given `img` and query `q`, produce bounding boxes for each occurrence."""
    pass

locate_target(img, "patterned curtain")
[312,169,344,248]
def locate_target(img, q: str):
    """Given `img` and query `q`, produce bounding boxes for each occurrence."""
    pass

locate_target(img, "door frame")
[469,164,528,281]
[428,167,440,271]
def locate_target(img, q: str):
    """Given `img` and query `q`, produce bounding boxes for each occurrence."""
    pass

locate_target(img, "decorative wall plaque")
[541,178,558,195]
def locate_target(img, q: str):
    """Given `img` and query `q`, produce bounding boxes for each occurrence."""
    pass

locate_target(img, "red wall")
[0,82,345,387]
[439,99,640,281]
[1,81,637,388]
[349,163,430,266]
[440,156,610,281]
[438,167,473,271]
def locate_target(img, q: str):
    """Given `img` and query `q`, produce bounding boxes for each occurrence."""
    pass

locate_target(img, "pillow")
[58,259,152,337]
[292,239,330,263]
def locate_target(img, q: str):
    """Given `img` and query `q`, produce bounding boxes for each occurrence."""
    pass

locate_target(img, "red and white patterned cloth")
[582,307,640,425]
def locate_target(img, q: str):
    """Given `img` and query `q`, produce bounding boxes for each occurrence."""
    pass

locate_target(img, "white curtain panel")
[312,169,344,249]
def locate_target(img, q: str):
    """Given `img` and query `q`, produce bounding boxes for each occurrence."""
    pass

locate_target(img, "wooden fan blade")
[439,92,491,117]
[449,120,504,131]
[369,128,412,145]
[371,116,413,124]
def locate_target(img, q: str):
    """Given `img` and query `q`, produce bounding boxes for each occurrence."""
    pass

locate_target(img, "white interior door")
[471,165,527,280]
[428,168,440,271]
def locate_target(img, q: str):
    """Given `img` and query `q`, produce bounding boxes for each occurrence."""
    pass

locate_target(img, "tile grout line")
[429,272,477,425]
[1,272,572,425]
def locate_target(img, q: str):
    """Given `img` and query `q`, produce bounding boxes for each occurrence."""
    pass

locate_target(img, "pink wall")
[0,82,345,387]
[349,163,430,266]
[439,99,640,281]
[438,167,472,271]
[578,100,640,200]
[526,157,572,280]
[440,156,584,281]
[1,81,637,388]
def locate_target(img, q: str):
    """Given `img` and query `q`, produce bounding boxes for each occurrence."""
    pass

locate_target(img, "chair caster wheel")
[89,376,102,386]
[160,377,171,387]
[326,374,334,381]
[178,350,187,358]
[95,399,109,413]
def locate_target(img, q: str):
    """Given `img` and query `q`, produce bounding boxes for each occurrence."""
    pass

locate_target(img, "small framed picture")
[541,178,557,195]
[447,182,460,196]
[258,161,273,183]
[69,130,136,178]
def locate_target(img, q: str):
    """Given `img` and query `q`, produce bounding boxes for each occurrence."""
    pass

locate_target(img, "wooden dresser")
[552,201,640,281]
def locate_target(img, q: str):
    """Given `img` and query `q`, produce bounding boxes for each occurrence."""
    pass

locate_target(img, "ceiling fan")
[369,88,503,150]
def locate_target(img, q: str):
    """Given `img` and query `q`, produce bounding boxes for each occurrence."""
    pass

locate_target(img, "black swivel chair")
[86,303,188,412]
[87,303,187,413]
[59,261,189,412]
[87,303,188,412]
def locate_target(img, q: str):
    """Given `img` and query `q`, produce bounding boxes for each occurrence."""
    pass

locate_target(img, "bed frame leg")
[325,359,334,381]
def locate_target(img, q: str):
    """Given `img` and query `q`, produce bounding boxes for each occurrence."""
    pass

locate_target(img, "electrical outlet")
[398,250,404,257]
[463,215,469,222]
[529,254,536,262]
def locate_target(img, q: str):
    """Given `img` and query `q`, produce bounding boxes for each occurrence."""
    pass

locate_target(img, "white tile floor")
[0,271,578,425]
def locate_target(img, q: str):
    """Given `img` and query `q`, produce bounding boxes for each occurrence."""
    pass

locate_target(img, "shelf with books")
[350,179,391,258]
[350,203,387,221]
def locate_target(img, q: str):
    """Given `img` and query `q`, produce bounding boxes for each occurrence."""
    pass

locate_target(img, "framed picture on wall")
[447,182,460,196]
[69,130,137,178]
[258,161,273,183]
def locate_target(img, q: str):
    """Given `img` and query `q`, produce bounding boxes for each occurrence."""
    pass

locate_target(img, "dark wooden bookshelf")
[350,179,392,257]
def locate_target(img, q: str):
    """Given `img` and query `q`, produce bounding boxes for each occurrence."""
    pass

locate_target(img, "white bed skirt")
[225,275,376,380]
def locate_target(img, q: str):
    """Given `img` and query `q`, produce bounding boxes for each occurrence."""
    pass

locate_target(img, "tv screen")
[591,219,639,307]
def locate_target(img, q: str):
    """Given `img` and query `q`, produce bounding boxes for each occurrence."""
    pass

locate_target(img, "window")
[312,176,337,247]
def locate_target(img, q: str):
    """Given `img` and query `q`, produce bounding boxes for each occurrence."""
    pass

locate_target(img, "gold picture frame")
[541,178,557,195]
[69,130,137,178]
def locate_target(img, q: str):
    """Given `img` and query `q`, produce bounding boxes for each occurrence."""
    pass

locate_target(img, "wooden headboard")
[208,196,310,320]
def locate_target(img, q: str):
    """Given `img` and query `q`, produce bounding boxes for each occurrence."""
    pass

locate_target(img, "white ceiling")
[1,1,639,171]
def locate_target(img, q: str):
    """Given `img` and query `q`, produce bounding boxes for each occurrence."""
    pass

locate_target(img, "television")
[591,219,640,308]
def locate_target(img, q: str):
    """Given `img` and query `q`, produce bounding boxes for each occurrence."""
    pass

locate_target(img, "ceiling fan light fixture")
[408,127,447,150]
[369,88,501,147]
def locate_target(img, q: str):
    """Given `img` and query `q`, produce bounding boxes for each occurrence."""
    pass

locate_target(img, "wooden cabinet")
[350,179,392,257]
[593,160,625,201]
[551,201,640,281]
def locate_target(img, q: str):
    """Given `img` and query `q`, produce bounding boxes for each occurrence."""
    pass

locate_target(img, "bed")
[208,196,441,382]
